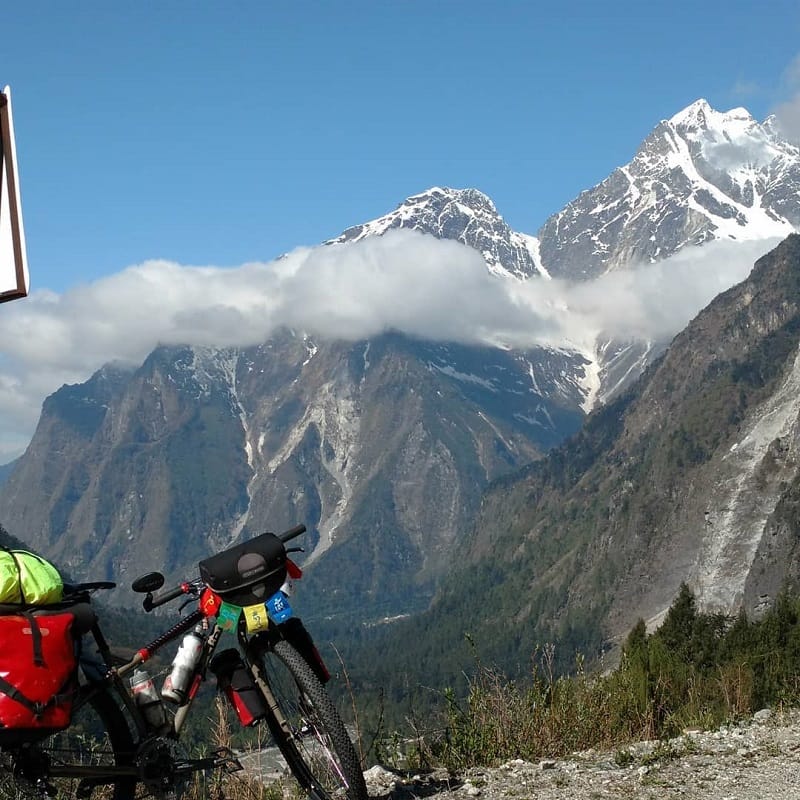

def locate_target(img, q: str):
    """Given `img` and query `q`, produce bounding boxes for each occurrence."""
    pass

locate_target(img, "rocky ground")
[363,709,800,799]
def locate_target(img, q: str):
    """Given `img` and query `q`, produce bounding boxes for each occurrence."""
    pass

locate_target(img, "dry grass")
[182,697,299,800]
[417,643,757,771]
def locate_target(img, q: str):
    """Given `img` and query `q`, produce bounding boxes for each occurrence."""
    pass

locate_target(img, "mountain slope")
[401,234,800,680]
[349,234,800,698]
[0,332,585,609]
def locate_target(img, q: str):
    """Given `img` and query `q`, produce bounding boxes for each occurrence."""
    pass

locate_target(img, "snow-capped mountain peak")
[669,98,754,133]
[329,100,799,291]
[537,98,800,281]
[670,99,796,175]
[327,186,547,280]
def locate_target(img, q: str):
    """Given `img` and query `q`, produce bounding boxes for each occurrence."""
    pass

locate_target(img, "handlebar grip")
[144,581,190,612]
[279,524,307,544]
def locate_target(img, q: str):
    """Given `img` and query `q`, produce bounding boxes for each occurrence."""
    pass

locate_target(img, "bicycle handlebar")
[142,525,308,613]
[144,581,195,612]
[279,523,306,543]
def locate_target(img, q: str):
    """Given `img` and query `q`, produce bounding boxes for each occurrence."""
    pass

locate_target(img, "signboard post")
[0,85,29,303]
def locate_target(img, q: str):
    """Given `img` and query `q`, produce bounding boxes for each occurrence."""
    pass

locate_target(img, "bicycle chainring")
[136,737,183,798]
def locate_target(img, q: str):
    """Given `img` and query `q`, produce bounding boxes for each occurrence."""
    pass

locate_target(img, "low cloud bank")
[0,230,782,462]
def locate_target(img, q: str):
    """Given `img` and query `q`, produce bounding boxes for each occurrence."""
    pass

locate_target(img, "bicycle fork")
[249,660,294,736]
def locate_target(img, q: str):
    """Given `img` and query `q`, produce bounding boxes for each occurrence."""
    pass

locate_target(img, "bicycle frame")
[78,587,302,751]
[79,607,216,740]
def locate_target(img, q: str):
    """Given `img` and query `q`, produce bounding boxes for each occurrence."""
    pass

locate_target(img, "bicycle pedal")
[211,747,243,774]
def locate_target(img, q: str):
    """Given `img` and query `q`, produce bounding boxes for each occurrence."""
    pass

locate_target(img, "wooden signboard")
[0,85,29,303]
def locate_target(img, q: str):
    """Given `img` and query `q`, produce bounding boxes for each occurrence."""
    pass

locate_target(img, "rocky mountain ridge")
[0,332,585,610]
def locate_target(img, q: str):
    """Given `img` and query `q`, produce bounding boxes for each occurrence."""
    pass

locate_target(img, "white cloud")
[0,230,783,463]
[543,237,782,348]
[773,96,800,144]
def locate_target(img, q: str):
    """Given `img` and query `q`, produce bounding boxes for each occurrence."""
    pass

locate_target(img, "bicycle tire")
[0,686,137,800]
[257,639,367,800]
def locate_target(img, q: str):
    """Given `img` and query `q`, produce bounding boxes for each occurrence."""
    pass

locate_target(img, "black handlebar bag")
[199,532,287,607]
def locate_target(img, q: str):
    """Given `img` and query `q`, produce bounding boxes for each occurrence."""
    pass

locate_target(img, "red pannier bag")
[0,610,80,740]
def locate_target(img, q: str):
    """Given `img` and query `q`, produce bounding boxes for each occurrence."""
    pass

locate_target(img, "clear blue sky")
[3,1,799,294]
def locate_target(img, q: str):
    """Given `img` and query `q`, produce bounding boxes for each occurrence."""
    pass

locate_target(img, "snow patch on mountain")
[476,411,517,456]
[427,362,499,391]
[578,350,602,413]
[662,107,795,241]
[519,233,549,278]
[593,337,658,407]
[302,336,318,366]
[514,404,555,430]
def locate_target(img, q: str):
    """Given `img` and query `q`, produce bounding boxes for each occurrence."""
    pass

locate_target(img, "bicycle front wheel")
[257,640,367,800]
[0,686,137,800]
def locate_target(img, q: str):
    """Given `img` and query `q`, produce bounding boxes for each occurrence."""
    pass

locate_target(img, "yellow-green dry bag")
[0,549,63,605]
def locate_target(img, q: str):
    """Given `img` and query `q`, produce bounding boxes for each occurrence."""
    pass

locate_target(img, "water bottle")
[130,667,167,731]
[162,625,204,704]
